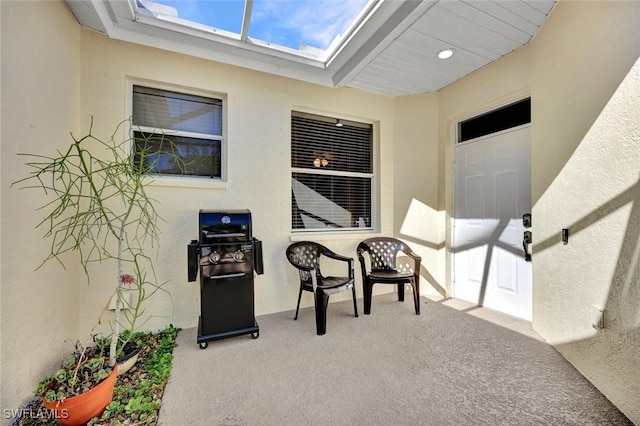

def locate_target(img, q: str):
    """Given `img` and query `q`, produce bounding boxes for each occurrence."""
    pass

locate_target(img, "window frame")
[290,110,377,234]
[127,80,228,188]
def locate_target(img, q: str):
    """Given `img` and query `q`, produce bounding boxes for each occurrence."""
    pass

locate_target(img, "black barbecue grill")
[187,209,263,349]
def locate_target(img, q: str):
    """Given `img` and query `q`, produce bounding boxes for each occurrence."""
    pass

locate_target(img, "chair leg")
[314,290,330,335]
[363,279,373,315]
[294,285,304,320]
[351,284,359,317]
[397,283,405,302]
[412,277,420,315]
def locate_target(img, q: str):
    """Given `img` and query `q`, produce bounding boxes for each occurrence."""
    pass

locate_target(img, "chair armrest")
[402,248,421,263]
[401,248,421,277]
[321,250,355,279]
[322,250,352,263]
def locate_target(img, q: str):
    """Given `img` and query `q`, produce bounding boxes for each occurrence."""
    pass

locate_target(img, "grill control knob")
[233,250,244,262]
[208,252,221,264]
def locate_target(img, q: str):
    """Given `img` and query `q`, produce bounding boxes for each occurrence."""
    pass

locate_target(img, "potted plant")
[34,306,118,426]
[39,357,117,426]
[13,117,181,422]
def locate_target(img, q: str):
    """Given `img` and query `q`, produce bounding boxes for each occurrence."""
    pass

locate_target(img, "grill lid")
[199,209,252,243]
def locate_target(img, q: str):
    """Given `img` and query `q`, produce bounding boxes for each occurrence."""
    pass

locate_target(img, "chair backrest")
[286,241,326,282]
[357,237,411,272]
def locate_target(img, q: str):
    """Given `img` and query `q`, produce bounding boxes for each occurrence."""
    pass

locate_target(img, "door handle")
[523,231,532,262]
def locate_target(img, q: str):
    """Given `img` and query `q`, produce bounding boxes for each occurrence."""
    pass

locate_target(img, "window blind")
[133,85,223,135]
[291,113,371,173]
[291,111,373,231]
[132,85,224,178]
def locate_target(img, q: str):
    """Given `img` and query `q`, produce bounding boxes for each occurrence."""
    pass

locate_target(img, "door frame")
[448,91,532,306]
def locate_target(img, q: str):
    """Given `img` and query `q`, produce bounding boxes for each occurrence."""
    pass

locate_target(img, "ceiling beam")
[240,0,253,41]
[108,0,137,23]
[66,0,115,35]
[110,16,335,87]
[330,0,436,88]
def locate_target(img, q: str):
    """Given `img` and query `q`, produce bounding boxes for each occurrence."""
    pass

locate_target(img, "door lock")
[523,230,532,262]
[522,213,532,261]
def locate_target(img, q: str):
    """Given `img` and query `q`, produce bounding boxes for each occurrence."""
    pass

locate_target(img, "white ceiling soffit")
[65,0,555,98]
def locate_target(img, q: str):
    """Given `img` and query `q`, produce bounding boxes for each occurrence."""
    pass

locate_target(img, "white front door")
[453,125,532,321]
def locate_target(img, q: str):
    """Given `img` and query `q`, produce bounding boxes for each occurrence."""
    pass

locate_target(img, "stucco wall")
[393,93,446,298]
[1,0,83,417]
[530,1,640,421]
[0,2,399,416]
[437,1,640,421]
[3,0,639,423]
[77,31,399,335]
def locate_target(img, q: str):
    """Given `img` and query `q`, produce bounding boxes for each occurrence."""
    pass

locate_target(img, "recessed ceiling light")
[437,49,454,60]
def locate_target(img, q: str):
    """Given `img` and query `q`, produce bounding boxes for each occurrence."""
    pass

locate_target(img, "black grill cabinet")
[187,209,263,349]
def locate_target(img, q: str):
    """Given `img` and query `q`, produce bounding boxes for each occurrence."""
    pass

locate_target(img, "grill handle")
[203,232,247,239]
[187,240,199,282]
[253,238,264,275]
[206,272,247,280]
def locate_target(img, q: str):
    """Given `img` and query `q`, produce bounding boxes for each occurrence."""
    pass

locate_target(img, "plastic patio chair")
[286,241,358,335]
[357,237,421,315]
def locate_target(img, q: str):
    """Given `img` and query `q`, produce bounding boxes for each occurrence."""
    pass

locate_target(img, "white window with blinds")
[132,85,224,179]
[291,111,373,232]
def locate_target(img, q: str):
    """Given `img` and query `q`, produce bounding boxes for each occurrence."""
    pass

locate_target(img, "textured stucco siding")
[2,0,639,423]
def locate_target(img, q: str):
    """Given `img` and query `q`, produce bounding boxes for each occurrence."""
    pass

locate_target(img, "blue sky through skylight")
[152,0,369,51]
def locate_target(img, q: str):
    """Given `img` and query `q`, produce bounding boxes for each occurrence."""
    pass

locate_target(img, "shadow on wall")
[533,176,640,421]
[446,173,640,332]
[398,198,447,297]
[404,175,639,419]
[531,2,640,206]
[534,176,640,332]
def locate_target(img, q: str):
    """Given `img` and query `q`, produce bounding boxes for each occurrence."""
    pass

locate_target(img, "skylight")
[138,0,373,60]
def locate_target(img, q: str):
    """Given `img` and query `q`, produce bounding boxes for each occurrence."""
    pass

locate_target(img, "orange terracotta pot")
[43,362,117,426]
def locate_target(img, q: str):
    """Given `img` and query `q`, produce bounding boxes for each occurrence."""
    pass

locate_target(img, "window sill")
[289,230,380,242]
[146,175,228,189]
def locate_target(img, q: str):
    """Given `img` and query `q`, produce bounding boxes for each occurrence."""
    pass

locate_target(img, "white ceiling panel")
[473,2,543,35]
[501,0,555,20]
[437,1,534,45]
[411,6,524,60]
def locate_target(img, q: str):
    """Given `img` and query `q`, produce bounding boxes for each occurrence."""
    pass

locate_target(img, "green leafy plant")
[13,117,185,417]
[93,325,180,425]
[19,325,180,425]
[12,117,183,367]
[34,334,114,404]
